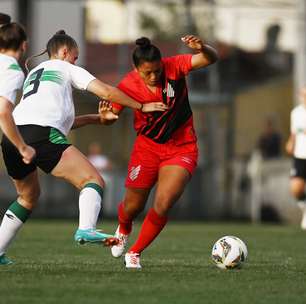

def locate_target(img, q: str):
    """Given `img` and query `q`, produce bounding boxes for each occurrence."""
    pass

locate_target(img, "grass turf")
[0,220,306,304]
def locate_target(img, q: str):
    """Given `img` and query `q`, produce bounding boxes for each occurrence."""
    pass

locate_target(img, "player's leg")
[290,177,306,229]
[125,165,190,268]
[290,157,306,229]
[290,177,306,200]
[51,145,117,245]
[112,136,159,257]
[111,187,150,257]
[0,170,40,264]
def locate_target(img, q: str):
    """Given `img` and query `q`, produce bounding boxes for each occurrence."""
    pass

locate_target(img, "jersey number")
[23,68,44,99]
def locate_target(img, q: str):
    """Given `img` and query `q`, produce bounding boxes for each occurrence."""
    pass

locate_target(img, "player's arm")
[181,35,218,70]
[285,133,295,156]
[87,79,167,113]
[0,97,35,164]
[72,101,119,129]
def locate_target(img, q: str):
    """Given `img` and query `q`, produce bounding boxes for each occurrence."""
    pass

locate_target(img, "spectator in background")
[286,88,306,230]
[257,117,281,159]
[88,141,112,172]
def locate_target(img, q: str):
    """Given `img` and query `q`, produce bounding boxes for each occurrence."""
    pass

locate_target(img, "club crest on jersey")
[166,83,175,97]
[129,165,141,181]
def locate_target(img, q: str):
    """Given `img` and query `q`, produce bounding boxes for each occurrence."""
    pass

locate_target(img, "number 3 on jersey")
[23,68,44,99]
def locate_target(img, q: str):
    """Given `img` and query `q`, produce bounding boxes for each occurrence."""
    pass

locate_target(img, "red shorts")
[125,135,198,189]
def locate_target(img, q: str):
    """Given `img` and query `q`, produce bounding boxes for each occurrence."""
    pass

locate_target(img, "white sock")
[0,210,23,256]
[78,187,102,230]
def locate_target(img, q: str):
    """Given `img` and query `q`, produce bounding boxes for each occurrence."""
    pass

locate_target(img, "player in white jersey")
[0,30,167,265]
[286,88,306,230]
[0,14,35,165]
[0,14,36,265]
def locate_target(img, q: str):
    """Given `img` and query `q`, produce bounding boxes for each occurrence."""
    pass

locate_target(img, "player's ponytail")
[25,29,78,72]
[25,49,47,72]
[0,13,27,51]
[133,36,161,67]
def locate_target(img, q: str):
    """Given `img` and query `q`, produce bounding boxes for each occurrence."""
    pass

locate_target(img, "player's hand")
[98,100,119,122]
[141,102,168,113]
[19,145,36,164]
[181,35,204,52]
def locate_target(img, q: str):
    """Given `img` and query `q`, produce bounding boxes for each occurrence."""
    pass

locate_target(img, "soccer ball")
[211,236,248,269]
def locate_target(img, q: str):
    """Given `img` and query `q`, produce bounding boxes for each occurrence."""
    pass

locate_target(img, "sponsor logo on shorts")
[129,165,141,181]
[181,157,192,164]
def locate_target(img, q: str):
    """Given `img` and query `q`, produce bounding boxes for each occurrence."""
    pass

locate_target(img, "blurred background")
[0,0,304,224]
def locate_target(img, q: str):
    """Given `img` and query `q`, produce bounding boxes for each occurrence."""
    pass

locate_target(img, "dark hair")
[25,29,78,72]
[46,30,78,57]
[0,13,27,51]
[132,37,161,67]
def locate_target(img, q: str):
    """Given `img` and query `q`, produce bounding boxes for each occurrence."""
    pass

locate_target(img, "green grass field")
[0,220,306,304]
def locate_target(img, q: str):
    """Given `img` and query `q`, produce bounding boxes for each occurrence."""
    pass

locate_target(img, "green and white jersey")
[13,59,96,136]
[0,53,24,104]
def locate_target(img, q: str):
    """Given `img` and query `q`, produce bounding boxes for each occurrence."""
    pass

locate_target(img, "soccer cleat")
[297,201,306,230]
[111,226,129,258]
[124,252,141,269]
[74,229,119,246]
[0,254,13,265]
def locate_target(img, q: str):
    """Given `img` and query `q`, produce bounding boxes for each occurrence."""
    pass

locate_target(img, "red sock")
[118,202,133,235]
[128,208,168,254]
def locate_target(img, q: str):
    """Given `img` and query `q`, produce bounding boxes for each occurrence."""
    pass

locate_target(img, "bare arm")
[72,101,119,129]
[181,35,218,70]
[72,114,100,129]
[87,79,167,112]
[285,133,295,156]
[0,97,35,164]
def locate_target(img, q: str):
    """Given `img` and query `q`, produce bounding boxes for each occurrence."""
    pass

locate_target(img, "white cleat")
[125,252,141,269]
[111,226,129,258]
[297,201,306,230]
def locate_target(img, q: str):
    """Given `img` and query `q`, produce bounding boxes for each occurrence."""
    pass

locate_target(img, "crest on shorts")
[181,156,192,164]
[129,165,141,181]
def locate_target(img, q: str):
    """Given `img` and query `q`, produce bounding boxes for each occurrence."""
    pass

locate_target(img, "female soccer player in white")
[286,88,306,230]
[0,14,36,265]
[0,30,167,265]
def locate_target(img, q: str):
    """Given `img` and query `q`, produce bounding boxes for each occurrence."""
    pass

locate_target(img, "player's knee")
[80,173,105,189]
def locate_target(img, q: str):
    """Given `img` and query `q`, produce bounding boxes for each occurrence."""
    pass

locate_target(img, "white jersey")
[13,59,96,136]
[0,53,24,104]
[291,104,306,159]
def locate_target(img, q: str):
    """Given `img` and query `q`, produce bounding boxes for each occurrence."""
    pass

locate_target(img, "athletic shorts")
[125,135,198,189]
[290,157,306,180]
[1,125,71,180]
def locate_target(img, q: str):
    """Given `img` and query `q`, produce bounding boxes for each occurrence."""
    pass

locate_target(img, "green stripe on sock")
[8,201,31,223]
[83,183,104,199]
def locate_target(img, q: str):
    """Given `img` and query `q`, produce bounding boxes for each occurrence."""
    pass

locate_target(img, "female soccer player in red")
[100,35,218,268]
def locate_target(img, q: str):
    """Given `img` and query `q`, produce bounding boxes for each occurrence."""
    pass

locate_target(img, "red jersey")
[113,54,197,145]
